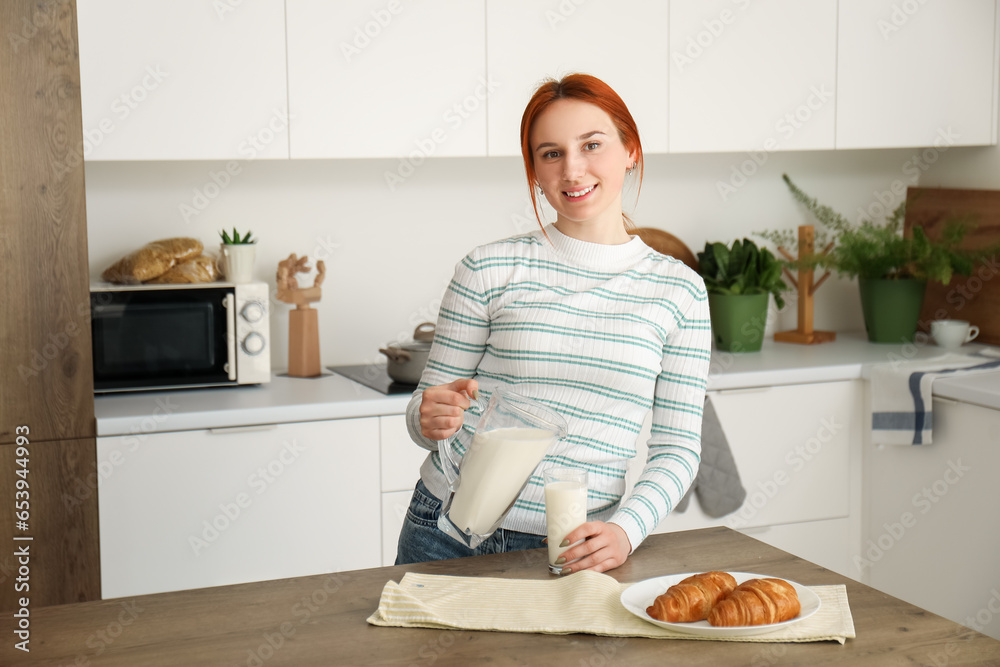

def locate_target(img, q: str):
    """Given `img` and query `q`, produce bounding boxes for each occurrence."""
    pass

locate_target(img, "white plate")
[620,571,821,638]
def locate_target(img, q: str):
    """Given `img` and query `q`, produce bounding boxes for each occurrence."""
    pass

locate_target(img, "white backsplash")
[84,145,989,368]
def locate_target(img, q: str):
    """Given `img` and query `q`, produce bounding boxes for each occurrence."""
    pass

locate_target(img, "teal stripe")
[423,359,480,379]
[482,282,686,321]
[434,334,487,354]
[648,452,697,479]
[495,235,542,247]
[650,424,702,441]
[474,370,653,410]
[561,434,638,459]
[662,344,712,362]
[438,307,489,328]
[539,398,644,433]
[650,443,702,464]
[505,302,670,342]
[631,494,661,526]
[543,455,627,480]
[652,397,704,417]
[466,255,705,300]
[492,321,663,356]
[618,507,648,537]
[647,467,686,496]
[485,346,658,381]
[658,369,708,390]
[448,279,486,305]
[634,480,673,511]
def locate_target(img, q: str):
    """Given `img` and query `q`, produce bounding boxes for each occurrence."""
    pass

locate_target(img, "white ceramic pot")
[221,244,256,283]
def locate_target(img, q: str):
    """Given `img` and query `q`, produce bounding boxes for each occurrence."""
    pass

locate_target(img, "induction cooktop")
[328,364,416,395]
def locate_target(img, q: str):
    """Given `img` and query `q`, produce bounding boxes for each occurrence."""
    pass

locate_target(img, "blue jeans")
[395,479,546,565]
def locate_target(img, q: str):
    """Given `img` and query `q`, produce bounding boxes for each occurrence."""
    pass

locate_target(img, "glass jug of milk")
[437,387,568,548]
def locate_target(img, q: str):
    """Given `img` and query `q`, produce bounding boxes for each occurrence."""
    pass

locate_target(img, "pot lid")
[395,322,435,351]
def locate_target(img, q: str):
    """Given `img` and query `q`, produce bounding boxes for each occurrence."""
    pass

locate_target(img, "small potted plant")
[698,238,789,352]
[774,175,985,343]
[219,227,256,283]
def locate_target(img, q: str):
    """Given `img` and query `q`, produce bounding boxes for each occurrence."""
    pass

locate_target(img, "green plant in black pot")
[772,174,988,343]
[698,238,789,352]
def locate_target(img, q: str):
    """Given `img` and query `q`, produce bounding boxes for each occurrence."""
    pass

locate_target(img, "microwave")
[90,281,271,393]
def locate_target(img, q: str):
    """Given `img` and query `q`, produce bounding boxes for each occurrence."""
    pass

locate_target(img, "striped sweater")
[405,224,711,551]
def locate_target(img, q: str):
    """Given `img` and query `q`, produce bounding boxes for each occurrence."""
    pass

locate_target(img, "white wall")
[84,143,986,369]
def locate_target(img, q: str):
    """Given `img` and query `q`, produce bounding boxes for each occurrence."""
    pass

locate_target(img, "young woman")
[396,74,711,573]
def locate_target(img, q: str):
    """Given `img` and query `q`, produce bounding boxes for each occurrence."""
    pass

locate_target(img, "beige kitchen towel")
[367,570,856,644]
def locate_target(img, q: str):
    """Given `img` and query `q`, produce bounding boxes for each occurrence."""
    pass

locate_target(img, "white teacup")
[931,319,980,349]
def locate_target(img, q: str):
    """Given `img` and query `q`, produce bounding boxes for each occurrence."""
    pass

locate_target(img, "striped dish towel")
[869,350,1000,445]
[367,570,856,644]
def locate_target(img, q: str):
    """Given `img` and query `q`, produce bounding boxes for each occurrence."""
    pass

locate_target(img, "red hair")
[519,73,644,231]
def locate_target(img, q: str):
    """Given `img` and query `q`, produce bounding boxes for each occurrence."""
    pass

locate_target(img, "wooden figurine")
[276,253,326,377]
[774,225,836,345]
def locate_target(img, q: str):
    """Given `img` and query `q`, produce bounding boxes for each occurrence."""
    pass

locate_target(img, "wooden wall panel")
[0,0,95,444]
[0,437,101,610]
[0,1,101,611]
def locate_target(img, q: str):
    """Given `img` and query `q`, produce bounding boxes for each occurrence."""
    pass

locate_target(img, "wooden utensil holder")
[288,308,321,377]
[774,225,836,345]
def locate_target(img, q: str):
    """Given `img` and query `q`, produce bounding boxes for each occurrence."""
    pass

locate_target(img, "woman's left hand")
[556,521,632,574]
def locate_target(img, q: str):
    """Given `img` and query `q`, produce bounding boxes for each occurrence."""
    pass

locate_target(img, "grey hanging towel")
[673,394,747,518]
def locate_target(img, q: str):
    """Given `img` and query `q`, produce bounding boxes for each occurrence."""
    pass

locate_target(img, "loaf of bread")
[646,571,737,623]
[145,254,218,284]
[101,238,203,284]
[707,578,801,626]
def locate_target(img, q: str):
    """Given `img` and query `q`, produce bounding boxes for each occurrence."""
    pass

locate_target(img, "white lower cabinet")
[379,414,429,565]
[97,417,380,599]
[864,397,1000,641]
[629,380,863,579]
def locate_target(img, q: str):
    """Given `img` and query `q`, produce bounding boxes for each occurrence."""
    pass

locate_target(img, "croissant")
[646,571,737,623]
[707,578,801,626]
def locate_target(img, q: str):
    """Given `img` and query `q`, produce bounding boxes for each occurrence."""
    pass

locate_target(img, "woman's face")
[530,98,635,232]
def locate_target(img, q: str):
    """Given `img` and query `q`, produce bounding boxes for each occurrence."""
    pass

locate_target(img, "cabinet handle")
[712,386,773,396]
[208,424,278,434]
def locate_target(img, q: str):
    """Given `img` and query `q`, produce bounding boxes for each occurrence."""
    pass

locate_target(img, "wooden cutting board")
[904,186,1000,346]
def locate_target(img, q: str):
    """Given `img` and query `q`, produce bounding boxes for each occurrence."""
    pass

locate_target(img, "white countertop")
[94,332,1000,436]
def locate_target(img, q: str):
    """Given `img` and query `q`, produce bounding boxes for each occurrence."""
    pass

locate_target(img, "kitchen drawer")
[98,417,381,598]
[742,517,855,580]
[380,414,427,492]
[630,380,860,533]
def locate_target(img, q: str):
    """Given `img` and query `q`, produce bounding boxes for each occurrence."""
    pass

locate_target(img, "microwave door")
[92,290,232,391]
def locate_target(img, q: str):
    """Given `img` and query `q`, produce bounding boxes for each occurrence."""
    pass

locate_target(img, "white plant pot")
[221,244,256,283]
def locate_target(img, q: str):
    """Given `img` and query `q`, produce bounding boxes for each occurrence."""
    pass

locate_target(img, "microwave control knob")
[241,301,265,323]
[242,332,266,356]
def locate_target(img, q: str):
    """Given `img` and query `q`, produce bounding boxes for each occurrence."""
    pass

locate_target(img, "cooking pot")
[379,322,435,385]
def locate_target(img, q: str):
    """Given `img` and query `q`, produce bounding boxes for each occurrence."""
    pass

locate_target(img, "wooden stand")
[276,253,326,378]
[288,309,321,377]
[774,225,837,345]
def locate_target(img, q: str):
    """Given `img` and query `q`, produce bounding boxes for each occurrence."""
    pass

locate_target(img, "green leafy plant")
[219,227,255,244]
[766,174,982,284]
[697,238,790,308]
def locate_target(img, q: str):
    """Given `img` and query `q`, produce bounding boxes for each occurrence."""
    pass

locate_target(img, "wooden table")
[7,527,999,665]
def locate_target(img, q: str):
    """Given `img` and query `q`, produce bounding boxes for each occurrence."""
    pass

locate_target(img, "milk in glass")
[544,468,588,573]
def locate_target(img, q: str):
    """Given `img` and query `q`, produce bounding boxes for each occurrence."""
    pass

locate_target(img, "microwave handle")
[223,293,237,381]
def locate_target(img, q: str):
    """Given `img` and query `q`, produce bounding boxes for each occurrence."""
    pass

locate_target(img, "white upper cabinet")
[77,0,289,160]
[837,0,998,149]
[486,0,669,156]
[668,0,838,153]
[286,0,487,158]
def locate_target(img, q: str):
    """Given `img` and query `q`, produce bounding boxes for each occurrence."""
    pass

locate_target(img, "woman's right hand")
[419,378,479,441]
